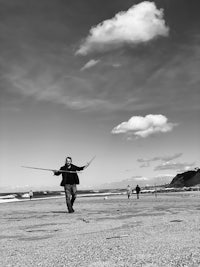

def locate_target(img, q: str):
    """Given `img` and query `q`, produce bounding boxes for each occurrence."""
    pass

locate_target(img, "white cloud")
[133,176,149,181]
[81,59,100,71]
[140,162,150,168]
[111,114,177,138]
[154,162,195,172]
[76,1,169,55]
[112,63,121,68]
[138,153,183,166]
[155,174,174,178]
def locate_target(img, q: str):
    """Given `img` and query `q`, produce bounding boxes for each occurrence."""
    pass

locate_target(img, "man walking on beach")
[54,157,89,213]
[135,185,141,199]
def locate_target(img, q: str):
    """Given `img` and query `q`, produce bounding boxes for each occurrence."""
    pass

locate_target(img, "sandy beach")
[0,192,200,267]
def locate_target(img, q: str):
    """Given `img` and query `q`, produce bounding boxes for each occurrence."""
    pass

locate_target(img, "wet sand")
[0,192,200,267]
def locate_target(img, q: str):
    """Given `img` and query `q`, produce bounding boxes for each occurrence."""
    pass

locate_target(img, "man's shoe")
[67,203,74,213]
[68,210,74,213]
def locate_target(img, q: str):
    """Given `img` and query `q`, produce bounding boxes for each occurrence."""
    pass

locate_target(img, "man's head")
[66,157,72,166]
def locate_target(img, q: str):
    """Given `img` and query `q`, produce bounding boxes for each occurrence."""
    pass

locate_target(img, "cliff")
[170,168,200,187]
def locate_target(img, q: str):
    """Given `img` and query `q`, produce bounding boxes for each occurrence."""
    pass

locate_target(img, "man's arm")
[74,163,89,171]
[53,167,63,176]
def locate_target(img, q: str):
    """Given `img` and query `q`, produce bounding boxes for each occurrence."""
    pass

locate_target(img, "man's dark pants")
[64,184,77,212]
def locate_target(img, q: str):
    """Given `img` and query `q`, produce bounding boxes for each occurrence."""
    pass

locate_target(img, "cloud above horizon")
[5,65,140,112]
[154,162,195,172]
[138,153,183,167]
[112,114,177,138]
[81,59,100,71]
[76,1,169,55]
[132,176,149,181]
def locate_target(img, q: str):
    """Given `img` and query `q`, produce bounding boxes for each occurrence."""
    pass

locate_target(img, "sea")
[0,189,126,204]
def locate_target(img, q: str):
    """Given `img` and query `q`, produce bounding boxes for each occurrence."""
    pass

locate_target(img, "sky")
[0,0,200,192]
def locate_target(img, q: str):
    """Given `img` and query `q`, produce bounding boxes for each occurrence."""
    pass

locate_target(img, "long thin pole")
[87,155,96,166]
[22,156,96,173]
[21,166,82,173]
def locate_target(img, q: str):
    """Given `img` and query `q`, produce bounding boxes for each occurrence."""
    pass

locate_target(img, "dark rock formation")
[170,168,200,187]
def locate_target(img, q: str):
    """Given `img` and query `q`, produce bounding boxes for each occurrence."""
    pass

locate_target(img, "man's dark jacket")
[135,185,141,193]
[54,164,85,186]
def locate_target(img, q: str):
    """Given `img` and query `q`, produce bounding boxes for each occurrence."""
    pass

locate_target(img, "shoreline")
[0,192,125,204]
[1,190,199,204]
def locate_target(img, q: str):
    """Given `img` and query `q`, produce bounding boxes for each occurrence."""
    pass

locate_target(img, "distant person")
[135,185,141,199]
[126,185,132,199]
[54,157,89,213]
[29,190,33,200]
